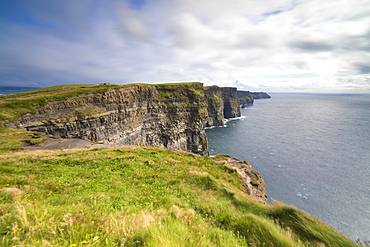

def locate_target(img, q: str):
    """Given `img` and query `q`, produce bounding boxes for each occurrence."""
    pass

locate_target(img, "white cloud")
[0,0,369,92]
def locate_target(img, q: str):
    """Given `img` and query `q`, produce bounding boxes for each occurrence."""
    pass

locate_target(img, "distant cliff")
[237,91,271,108]
[13,83,242,156]
[204,86,241,127]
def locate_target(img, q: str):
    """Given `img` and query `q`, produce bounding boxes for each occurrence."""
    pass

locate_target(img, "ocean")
[0,86,39,96]
[206,93,370,241]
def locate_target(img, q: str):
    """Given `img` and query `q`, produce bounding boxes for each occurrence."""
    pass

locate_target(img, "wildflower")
[69,244,78,247]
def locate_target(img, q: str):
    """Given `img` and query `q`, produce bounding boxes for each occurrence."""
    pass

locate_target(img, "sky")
[1,0,370,93]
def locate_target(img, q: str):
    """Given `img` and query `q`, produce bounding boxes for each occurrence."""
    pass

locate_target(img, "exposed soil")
[24,136,135,151]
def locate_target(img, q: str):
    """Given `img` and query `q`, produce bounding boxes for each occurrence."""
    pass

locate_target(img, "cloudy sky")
[1,0,370,93]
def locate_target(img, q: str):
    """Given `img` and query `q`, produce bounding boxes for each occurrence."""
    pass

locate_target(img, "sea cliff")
[13,83,210,155]
[11,83,245,156]
[237,90,271,107]
[0,84,276,157]
[204,86,241,127]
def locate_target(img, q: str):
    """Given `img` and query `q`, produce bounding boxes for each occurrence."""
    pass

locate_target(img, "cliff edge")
[237,90,271,108]
[6,83,242,156]
[13,83,209,155]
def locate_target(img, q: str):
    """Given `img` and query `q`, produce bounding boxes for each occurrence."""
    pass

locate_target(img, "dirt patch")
[24,136,135,151]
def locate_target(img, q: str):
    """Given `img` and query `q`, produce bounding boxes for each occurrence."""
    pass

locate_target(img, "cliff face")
[204,87,224,127]
[221,87,241,119]
[237,91,271,108]
[7,82,269,204]
[249,92,271,99]
[237,91,254,107]
[16,83,209,155]
[204,86,241,127]
[212,154,268,204]
[14,83,243,155]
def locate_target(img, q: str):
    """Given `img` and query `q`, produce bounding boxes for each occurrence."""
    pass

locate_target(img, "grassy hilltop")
[0,84,357,246]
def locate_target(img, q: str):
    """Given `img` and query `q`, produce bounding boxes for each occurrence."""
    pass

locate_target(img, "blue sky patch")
[129,0,146,10]
[262,10,283,17]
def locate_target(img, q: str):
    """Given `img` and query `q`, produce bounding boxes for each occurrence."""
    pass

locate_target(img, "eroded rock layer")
[16,83,209,155]
[15,83,244,156]
[204,86,241,127]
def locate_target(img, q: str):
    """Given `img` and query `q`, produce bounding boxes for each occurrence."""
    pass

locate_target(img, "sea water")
[206,93,370,241]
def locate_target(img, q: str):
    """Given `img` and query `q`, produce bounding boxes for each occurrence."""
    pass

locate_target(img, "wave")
[224,116,246,124]
[205,116,246,129]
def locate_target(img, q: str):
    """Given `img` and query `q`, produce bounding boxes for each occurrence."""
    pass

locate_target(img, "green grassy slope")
[0,147,356,246]
[0,84,133,122]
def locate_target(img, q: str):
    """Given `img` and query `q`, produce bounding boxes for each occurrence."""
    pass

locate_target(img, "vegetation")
[239,96,254,108]
[0,147,356,246]
[0,83,358,246]
[0,84,122,122]
[206,93,222,105]
[0,82,204,123]
[155,82,204,101]
[0,126,46,154]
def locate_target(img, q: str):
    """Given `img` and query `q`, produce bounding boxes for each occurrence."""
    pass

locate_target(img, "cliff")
[204,86,241,127]
[14,83,209,156]
[250,91,271,99]
[212,154,267,204]
[8,83,244,155]
[237,90,271,108]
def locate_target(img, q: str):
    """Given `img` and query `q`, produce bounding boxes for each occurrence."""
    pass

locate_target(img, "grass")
[0,147,357,246]
[155,82,204,101]
[0,83,359,246]
[0,84,121,122]
[0,126,46,154]
[0,82,204,123]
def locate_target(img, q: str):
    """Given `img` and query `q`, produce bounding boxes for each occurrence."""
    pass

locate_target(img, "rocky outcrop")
[212,154,268,204]
[237,91,254,107]
[222,87,241,118]
[237,91,271,108]
[16,83,209,155]
[249,92,271,99]
[204,86,241,127]
[204,86,225,127]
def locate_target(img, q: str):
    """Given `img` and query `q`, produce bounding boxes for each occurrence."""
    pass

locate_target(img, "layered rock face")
[237,91,254,107]
[16,83,209,155]
[221,87,241,119]
[237,91,271,108]
[15,83,244,155]
[204,86,224,127]
[204,86,241,127]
